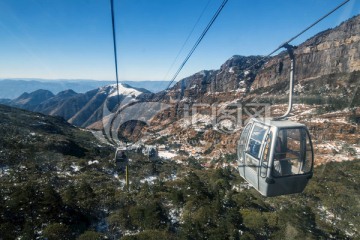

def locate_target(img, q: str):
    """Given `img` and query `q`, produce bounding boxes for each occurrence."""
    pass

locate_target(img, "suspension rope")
[110,0,120,105]
[110,0,349,104]
[162,0,212,82]
[159,0,229,101]
[226,0,351,85]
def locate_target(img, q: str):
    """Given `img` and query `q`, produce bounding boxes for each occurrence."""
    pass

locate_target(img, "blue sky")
[0,0,359,81]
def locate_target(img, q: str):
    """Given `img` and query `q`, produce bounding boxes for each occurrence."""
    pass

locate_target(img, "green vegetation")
[0,105,359,239]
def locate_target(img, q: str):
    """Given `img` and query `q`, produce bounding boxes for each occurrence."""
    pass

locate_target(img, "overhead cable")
[236,0,351,79]
[110,0,121,105]
[162,0,212,82]
[159,0,229,101]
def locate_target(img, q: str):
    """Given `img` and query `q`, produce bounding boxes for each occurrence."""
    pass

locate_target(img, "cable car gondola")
[142,145,158,161]
[114,147,128,171]
[237,44,314,197]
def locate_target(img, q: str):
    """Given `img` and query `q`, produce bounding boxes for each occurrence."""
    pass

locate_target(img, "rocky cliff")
[153,15,360,104]
[252,15,360,91]
[155,55,268,104]
[140,14,360,166]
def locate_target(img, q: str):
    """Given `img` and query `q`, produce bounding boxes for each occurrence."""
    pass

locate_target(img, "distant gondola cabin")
[115,148,128,170]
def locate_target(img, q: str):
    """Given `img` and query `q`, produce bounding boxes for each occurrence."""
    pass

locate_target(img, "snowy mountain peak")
[100,83,143,97]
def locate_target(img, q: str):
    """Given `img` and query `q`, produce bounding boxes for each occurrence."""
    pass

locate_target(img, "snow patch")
[88,160,99,165]
[158,151,178,159]
[0,166,10,177]
[198,70,206,76]
[169,208,183,224]
[100,83,142,97]
[294,83,304,93]
[310,118,328,123]
[71,163,80,172]
[300,109,315,115]
[123,230,141,236]
[140,176,158,184]
[191,113,213,126]
[236,88,247,93]
[180,97,190,103]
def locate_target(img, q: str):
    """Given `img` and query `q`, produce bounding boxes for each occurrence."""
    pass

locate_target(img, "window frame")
[245,123,269,172]
[271,127,314,178]
[246,123,268,159]
[260,131,272,178]
[238,122,253,163]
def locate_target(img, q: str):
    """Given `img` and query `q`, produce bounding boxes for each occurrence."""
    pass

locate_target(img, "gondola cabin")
[115,147,128,170]
[237,118,314,197]
[142,145,158,161]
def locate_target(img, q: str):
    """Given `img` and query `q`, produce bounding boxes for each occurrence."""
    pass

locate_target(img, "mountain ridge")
[4,83,150,128]
[0,79,171,99]
[2,15,359,162]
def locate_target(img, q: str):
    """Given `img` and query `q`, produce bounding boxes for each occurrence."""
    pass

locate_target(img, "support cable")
[158,0,229,101]
[162,0,212,82]
[110,0,121,105]
[233,0,351,82]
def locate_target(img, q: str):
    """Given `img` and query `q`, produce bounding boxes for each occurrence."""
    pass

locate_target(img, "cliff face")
[157,55,268,104]
[253,15,360,90]
[140,15,360,167]
[153,15,360,105]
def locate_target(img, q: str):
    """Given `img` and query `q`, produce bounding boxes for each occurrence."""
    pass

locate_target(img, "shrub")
[43,223,71,240]
[77,231,104,240]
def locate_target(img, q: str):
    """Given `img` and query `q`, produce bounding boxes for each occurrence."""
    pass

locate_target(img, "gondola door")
[240,122,269,190]
[266,127,314,196]
[237,122,252,178]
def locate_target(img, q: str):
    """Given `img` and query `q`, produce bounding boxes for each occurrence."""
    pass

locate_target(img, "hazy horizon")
[0,78,171,82]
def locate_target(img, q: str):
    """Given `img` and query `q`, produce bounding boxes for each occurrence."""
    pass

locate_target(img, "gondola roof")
[251,118,306,128]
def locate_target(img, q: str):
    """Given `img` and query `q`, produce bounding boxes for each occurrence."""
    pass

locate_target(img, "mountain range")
[0,79,170,99]
[3,83,150,128]
[1,14,359,165]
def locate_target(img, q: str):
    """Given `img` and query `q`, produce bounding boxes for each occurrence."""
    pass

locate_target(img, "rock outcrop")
[252,15,360,90]
[156,55,268,103]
